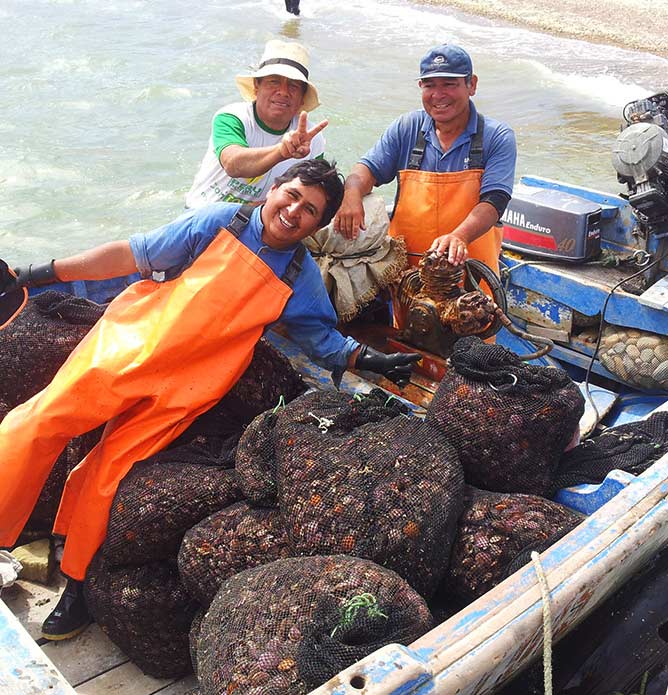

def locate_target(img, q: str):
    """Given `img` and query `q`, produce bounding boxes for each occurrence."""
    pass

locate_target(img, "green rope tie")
[271,394,286,414]
[330,593,388,638]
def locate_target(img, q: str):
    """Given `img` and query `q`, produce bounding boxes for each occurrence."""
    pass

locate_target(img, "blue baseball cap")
[417,44,473,80]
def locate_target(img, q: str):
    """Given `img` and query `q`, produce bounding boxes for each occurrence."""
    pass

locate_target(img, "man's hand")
[428,233,469,266]
[332,189,366,240]
[355,345,421,387]
[332,164,376,240]
[0,260,18,296]
[279,111,328,160]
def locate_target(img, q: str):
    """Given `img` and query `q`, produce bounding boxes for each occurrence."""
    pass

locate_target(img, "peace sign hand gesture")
[279,111,328,160]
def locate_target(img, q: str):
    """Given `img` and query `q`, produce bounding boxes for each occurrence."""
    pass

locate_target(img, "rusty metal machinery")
[396,253,553,361]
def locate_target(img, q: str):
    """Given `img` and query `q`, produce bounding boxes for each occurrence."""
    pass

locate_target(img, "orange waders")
[388,115,502,328]
[0,209,301,580]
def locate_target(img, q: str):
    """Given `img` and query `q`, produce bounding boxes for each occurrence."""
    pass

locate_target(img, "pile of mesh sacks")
[12,297,655,695]
[84,335,600,695]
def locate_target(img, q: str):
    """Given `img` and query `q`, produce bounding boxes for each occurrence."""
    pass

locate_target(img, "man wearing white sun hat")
[186,39,328,209]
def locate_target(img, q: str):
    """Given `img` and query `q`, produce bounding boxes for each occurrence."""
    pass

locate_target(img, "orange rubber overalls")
[388,115,502,327]
[0,207,303,580]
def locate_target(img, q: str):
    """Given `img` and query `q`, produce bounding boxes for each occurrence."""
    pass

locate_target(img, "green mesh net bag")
[270,389,464,598]
[102,446,242,567]
[426,337,584,496]
[196,555,433,695]
[178,501,292,606]
[84,551,198,679]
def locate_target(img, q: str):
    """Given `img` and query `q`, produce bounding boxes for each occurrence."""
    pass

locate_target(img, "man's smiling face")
[254,75,306,131]
[419,75,477,130]
[260,177,327,250]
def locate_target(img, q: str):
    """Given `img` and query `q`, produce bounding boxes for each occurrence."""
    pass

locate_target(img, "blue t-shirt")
[129,204,359,372]
[360,101,516,197]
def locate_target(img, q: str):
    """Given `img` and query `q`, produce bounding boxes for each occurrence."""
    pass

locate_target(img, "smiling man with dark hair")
[0,158,420,642]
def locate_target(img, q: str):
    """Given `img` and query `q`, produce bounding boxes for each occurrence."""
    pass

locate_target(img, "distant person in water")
[285,0,300,15]
[186,39,325,208]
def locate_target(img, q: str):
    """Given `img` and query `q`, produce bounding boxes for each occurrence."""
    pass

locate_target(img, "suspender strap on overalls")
[407,114,486,171]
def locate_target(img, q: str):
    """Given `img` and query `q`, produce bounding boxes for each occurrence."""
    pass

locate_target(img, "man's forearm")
[54,241,138,282]
[450,201,500,244]
[219,143,286,179]
[344,164,376,198]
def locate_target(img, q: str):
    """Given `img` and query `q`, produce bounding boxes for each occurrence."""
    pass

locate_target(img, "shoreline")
[414,0,668,58]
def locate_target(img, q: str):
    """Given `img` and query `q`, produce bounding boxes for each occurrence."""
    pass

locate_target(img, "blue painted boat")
[495,93,668,413]
[2,271,668,694]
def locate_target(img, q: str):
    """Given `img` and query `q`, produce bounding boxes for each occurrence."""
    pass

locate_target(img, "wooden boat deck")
[2,572,197,694]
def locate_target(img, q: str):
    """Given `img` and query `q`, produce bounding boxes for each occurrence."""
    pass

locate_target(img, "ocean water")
[2,0,668,263]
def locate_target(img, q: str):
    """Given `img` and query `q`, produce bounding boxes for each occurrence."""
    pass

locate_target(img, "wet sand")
[416,0,668,58]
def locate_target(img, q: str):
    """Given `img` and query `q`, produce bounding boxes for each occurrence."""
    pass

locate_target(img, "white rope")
[531,551,553,695]
[308,412,334,433]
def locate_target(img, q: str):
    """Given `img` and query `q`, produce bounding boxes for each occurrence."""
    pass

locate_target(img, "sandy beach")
[417,0,668,58]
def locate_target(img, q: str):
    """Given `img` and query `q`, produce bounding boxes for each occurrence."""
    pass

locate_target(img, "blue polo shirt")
[129,204,359,372]
[360,101,516,197]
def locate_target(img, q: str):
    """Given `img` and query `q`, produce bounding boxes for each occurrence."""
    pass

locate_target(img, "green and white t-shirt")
[185,101,326,208]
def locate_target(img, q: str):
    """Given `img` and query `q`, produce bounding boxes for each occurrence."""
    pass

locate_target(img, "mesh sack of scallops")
[272,389,464,598]
[235,387,411,507]
[84,551,199,679]
[169,338,306,458]
[554,411,668,490]
[102,447,242,567]
[178,501,293,606]
[0,290,105,408]
[189,608,206,676]
[426,336,584,496]
[441,486,584,606]
[196,555,434,695]
[234,408,281,505]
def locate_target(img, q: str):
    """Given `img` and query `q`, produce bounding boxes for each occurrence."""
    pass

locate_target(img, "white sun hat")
[235,39,320,112]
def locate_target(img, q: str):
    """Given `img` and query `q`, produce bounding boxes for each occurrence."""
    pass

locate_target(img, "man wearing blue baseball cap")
[333,44,516,321]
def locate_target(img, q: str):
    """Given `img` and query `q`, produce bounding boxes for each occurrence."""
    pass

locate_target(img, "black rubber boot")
[41,578,91,641]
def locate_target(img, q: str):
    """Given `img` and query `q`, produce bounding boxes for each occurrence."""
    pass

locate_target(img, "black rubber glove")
[0,259,27,330]
[355,345,421,387]
[0,259,18,295]
[12,260,58,288]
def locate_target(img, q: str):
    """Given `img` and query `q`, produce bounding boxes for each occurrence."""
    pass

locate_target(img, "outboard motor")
[612,93,668,229]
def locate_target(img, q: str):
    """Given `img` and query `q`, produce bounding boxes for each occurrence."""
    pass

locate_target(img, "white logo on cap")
[434,55,445,64]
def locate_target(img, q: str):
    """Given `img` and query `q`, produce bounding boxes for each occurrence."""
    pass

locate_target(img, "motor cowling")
[612,122,668,183]
[612,94,668,223]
